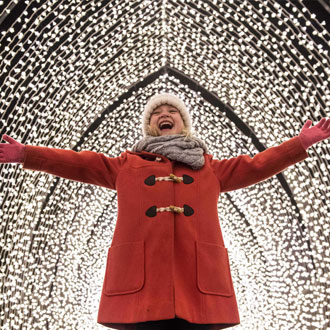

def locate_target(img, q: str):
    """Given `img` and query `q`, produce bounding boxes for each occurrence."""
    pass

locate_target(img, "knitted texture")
[131,134,208,170]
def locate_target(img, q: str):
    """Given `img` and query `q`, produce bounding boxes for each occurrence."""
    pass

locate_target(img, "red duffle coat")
[22,137,308,329]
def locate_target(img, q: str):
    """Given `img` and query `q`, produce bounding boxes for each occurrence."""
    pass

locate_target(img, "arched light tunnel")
[0,1,329,329]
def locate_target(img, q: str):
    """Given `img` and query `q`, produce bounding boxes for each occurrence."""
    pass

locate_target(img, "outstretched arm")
[210,118,330,193]
[0,134,125,190]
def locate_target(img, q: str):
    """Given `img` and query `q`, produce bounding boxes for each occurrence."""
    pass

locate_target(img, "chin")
[161,130,176,136]
[147,125,182,137]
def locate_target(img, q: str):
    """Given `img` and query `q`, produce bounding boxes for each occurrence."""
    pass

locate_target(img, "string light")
[0,0,329,329]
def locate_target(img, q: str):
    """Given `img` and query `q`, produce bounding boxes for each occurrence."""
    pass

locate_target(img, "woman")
[1,93,329,330]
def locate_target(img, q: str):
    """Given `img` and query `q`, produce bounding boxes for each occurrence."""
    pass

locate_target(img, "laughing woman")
[1,93,329,330]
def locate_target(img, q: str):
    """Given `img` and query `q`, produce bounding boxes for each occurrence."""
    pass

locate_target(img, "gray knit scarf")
[131,134,209,170]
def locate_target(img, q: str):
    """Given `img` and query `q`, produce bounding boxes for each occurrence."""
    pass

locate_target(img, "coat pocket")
[196,241,234,296]
[103,241,144,296]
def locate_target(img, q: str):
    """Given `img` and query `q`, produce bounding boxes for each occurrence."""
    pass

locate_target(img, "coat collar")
[126,150,170,163]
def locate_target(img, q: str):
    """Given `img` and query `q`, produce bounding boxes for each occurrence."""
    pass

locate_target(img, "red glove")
[0,135,26,164]
[298,118,330,150]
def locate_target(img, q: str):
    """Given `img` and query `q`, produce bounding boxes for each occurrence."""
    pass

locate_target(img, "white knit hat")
[142,93,192,136]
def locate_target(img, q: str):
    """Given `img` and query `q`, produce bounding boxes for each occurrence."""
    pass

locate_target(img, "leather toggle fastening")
[182,175,194,184]
[146,206,157,217]
[144,174,194,186]
[183,204,194,216]
[144,175,156,186]
[146,204,194,217]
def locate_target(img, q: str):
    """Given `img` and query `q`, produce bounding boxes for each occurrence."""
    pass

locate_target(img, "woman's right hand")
[0,135,26,164]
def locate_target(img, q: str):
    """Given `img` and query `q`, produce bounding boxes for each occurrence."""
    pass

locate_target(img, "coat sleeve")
[210,136,308,193]
[22,145,126,190]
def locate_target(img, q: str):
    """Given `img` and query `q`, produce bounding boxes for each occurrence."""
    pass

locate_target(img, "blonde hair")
[146,125,196,141]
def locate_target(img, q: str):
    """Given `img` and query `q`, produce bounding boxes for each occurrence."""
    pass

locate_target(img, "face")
[149,104,185,136]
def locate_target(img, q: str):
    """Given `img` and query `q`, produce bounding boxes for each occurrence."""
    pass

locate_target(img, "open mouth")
[159,121,174,130]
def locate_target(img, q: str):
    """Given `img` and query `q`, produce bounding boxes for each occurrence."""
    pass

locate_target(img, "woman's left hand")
[298,118,330,150]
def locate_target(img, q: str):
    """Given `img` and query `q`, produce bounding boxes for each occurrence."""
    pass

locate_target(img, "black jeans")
[135,318,218,330]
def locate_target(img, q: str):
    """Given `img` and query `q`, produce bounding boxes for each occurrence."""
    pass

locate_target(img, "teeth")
[159,121,173,129]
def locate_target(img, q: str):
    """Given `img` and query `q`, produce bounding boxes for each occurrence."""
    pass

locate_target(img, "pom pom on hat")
[142,93,192,136]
